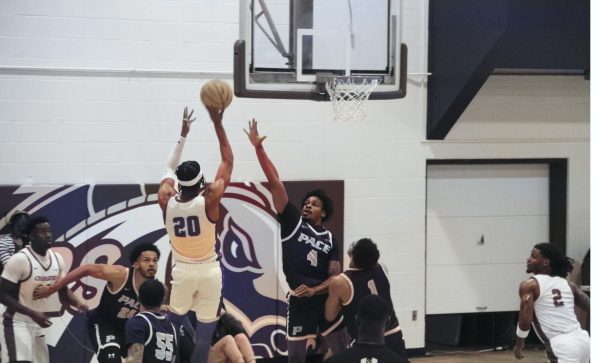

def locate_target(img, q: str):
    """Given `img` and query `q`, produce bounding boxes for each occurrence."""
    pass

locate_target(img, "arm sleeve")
[277,202,301,239]
[1,253,29,284]
[125,316,150,346]
[163,136,186,182]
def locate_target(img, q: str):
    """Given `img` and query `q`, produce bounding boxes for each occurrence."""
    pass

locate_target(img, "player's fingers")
[243,128,249,136]
[188,109,194,118]
[189,117,196,123]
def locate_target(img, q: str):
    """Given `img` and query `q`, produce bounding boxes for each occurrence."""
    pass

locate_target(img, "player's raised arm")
[158,107,196,211]
[204,106,234,222]
[207,106,234,187]
[244,119,288,213]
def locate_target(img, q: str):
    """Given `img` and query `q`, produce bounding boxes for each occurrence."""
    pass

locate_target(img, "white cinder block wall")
[0,0,589,349]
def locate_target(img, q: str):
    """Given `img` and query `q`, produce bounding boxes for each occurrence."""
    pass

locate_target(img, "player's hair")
[350,238,380,269]
[302,189,333,222]
[129,242,161,264]
[9,211,29,235]
[9,210,29,225]
[357,295,389,328]
[23,215,49,236]
[138,279,164,309]
[215,312,247,337]
[176,161,205,194]
[534,242,573,278]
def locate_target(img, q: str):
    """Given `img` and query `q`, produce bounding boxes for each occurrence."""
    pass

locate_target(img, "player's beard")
[140,269,156,279]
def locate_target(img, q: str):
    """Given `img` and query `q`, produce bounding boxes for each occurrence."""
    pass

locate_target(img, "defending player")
[33,242,160,363]
[514,243,590,363]
[325,295,408,363]
[245,119,345,363]
[158,106,233,363]
[0,216,86,363]
[325,238,408,359]
[125,279,178,363]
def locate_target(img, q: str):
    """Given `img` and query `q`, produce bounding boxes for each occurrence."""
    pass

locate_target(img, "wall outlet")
[412,310,418,321]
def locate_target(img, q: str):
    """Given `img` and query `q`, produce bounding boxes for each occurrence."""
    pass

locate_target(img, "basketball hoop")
[325,77,380,122]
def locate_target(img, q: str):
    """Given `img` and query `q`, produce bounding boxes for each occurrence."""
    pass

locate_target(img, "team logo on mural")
[0,183,289,361]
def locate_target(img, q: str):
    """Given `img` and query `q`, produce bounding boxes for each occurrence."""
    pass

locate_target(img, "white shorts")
[169,259,222,322]
[548,328,590,363]
[1,318,48,363]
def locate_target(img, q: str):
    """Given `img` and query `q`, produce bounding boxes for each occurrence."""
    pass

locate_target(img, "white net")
[325,77,380,122]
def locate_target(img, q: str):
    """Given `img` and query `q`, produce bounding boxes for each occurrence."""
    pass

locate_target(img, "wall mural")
[0,181,344,362]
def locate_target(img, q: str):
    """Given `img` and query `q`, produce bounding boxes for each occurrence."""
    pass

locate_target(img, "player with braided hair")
[514,242,590,363]
[158,106,233,363]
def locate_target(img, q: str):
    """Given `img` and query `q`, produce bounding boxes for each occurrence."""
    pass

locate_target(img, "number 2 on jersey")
[551,288,565,307]
[172,216,201,237]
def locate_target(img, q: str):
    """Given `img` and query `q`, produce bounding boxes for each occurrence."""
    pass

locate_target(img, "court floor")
[413,349,548,362]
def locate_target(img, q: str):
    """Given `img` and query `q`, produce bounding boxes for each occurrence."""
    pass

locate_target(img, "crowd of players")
[0,106,590,363]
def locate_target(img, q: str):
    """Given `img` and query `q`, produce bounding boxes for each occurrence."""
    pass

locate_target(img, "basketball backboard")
[234,0,407,101]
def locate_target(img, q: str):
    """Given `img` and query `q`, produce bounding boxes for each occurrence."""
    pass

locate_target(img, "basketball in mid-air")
[200,80,233,110]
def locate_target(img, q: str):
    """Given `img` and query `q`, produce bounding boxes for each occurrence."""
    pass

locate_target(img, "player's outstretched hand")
[33,284,53,300]
[513,339,525,360]
[206,106,224,125]
[181,106,196,137]
[244,118,266,147]
[31,311,52,328]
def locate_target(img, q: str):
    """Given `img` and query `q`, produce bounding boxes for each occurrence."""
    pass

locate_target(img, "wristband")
[516,325,530,338]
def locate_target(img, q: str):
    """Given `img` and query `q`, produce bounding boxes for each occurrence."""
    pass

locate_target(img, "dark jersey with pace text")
[87,267,141,331]
[342,264,400,339]
[125,311,178,363]
[278,203,339,290]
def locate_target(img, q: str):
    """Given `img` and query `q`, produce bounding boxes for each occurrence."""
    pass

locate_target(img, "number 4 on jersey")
[306,250,318,267]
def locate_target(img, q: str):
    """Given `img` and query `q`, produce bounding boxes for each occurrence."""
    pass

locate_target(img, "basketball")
[200,80,233,110]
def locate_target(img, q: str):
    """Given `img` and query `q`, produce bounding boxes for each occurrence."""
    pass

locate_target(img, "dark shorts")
[87,319,126,363]
[385,328,408,359]
[286,294,344,340]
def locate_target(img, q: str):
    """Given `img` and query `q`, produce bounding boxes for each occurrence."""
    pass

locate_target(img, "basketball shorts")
[169,259,223,322]
[547,328,590,363]
[2,317,48,363]
[287,294,344,340]
[384,327,408,359]
[87,319,126,363]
